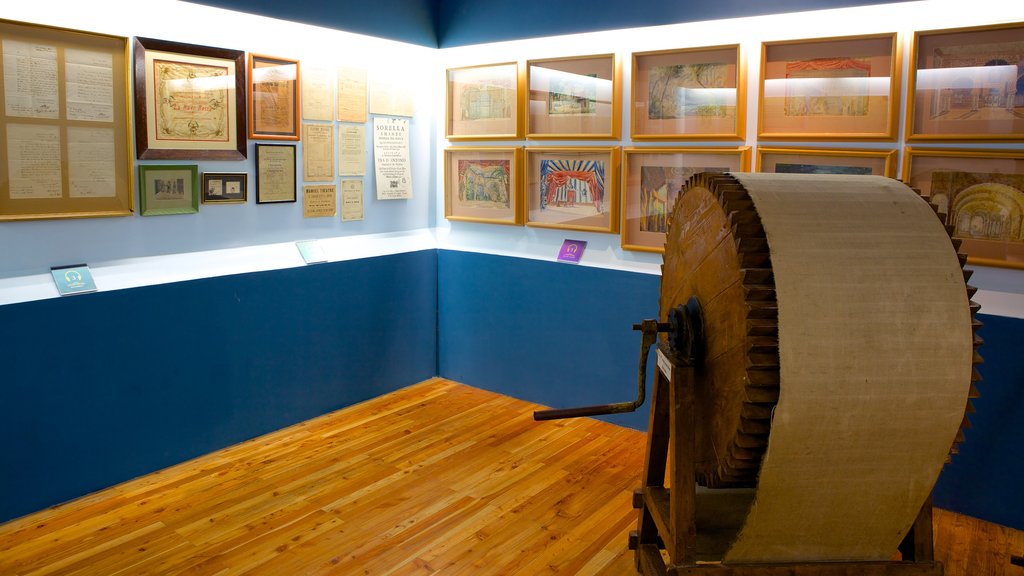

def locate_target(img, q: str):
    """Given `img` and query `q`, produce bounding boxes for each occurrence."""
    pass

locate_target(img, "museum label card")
[50,264,97,296]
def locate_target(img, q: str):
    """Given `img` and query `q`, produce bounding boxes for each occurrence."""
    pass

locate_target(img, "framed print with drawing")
[907,23,1024,141]
[133,36,247,160]
[446,62,522,140]
[756,147,896,177]
[631,45,744,140]
[248,54,299,141]
[525,147,619,233]
[138,164,198,216]
[527,54,620,139]
[903,148,1024,269]
[202,172,247,204]
[444,147,522,225]
[622,147,750,252]
[758,33,899,140]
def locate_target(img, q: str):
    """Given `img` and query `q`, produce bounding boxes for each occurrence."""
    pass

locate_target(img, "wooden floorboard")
[1,378,1020,575]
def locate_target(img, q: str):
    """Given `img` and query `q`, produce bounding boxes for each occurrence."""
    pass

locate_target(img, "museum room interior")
[0,0,1021,573]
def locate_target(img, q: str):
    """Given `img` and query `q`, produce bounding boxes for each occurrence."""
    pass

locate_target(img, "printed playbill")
[303,123,335,181]
[302,65,334,121]
[341,180,364,221]
[373,117,411,200]
[339,125,366,176]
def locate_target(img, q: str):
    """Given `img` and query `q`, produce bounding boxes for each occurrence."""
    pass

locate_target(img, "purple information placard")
[557,239,587,264]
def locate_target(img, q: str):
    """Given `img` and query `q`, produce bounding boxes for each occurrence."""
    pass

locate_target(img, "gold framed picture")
[248,54,300,141]
[446,62,523,140]
[526,54,620,139]
[631,45,745,140]
[444,147,523,225]
[622,147,750,252]
[907,22,1024,141]
[525,147,619,233]
[756,146,896,177]
[903,147,1024,269]
[758,33,899,140]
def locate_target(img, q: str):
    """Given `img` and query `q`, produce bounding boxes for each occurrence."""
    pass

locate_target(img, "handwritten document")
[3,39,59,119]
[6,124,62,199]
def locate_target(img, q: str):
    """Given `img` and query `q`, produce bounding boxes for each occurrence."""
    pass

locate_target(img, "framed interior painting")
[201,172,247,204]
[133,36,247,160]
[631,45,744,140]
[907,23,1024,141]
[248,54,300,141]
[903,147,1024,268]
[525,147,619,233]
[444,147,523,225]
[527,54,620,139]
[255,143,297,204]
[138,164,198,216]
[622,147,750,252]
[758,33,899,140]
[0,18,133,221]
[446,62,522,140]
[756,146,896,177]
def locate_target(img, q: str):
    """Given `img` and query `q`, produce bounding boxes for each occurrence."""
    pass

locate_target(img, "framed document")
[138,164,199,216]
[622,147,750,252]
[201,172,247,204]
[444,147,523,225]
[248,54,299,141]
[255,143,297,204]
[0,18,132,221]
[758,33,899,140]
[907,23,1024,141]
[631,45,744,140]
[903,147,1024,269]
[525,147,619,233]
[133,36,246,160]
[527,54,620,139]
[446,62,522,140]
[756,146,896,177]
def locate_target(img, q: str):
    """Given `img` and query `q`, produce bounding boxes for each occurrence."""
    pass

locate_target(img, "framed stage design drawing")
[248,54,299,141]
[756,147,896,177]
[138,164,199,216]
[444,147,523,225]
[527,54,620,139]
[525,147,619,233]
[446,62,522,140]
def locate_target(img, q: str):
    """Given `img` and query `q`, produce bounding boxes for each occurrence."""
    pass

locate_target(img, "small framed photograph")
[756,146,896,177]
[903,148,1024,269]
[138,165,199,216]
[255,144,297,204]
[248,54,300,141]
[202,172,247,204]
[758,33,899,140]
[446,62,522,140]
[527,54,620,139]
[622,147,750,252]
[631,45,745,140]
[133,37,247,160]
[907,23,1024,141]
[444,147,523,225]
[525,147,619,233]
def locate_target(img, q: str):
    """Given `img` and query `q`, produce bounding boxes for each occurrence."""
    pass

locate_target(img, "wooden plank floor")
[1,377,1021,575]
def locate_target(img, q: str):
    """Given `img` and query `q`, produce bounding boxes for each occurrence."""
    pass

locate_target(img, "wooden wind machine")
[535,173,982,575]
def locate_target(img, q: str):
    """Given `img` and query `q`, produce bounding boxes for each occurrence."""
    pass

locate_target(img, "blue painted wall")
[0,250,438,523]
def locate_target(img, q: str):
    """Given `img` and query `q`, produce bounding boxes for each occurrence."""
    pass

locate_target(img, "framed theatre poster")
[759,33,899,140]
[903,147,1024,268]
[138,164,198,216]
[622,147,750,252]
[133,36,247,160]
[201,172,247,204]
[756,147,896,177]
[632,45,745,140]
[446,62,522,140]
[255,143,297,204]
[525,147,619,233]
[527,54,620,139]
[0,19,133,221]
[444,147,523,225]
[907,23,1024,141]
[248,54,299,140]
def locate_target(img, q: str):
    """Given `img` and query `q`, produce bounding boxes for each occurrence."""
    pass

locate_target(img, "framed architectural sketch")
[758,33,899,140]
[255,144,297,204]
[622,147,750,252]
[444,147,523,225]
[248,54,299,141]
[907,23,1024,141]
[527,54,620,139]
[631,45,744,140]
[446,62,522,140]
[138,164,198,216]
[756,147,896,177]
[201,172,247,204]
[525,147,619,232]
[0,18,133,221]
[903,147,1024,268]
[133,36,247,160]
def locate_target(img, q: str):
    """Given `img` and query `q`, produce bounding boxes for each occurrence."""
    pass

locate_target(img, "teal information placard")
[296,240,327,264]
[50,264,97,296]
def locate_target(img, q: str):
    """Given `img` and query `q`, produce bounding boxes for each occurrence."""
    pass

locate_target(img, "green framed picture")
[138,164,199,216]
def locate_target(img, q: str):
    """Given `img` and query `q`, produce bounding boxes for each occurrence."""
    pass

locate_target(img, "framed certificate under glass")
[527,54,620,139]
[756,147,896,177]
[446,62,522,140]
[444,147,523,225]
[248,54,300,141]
[255,144,297,204]
[138,164,199,216]
[525,147,619,233]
